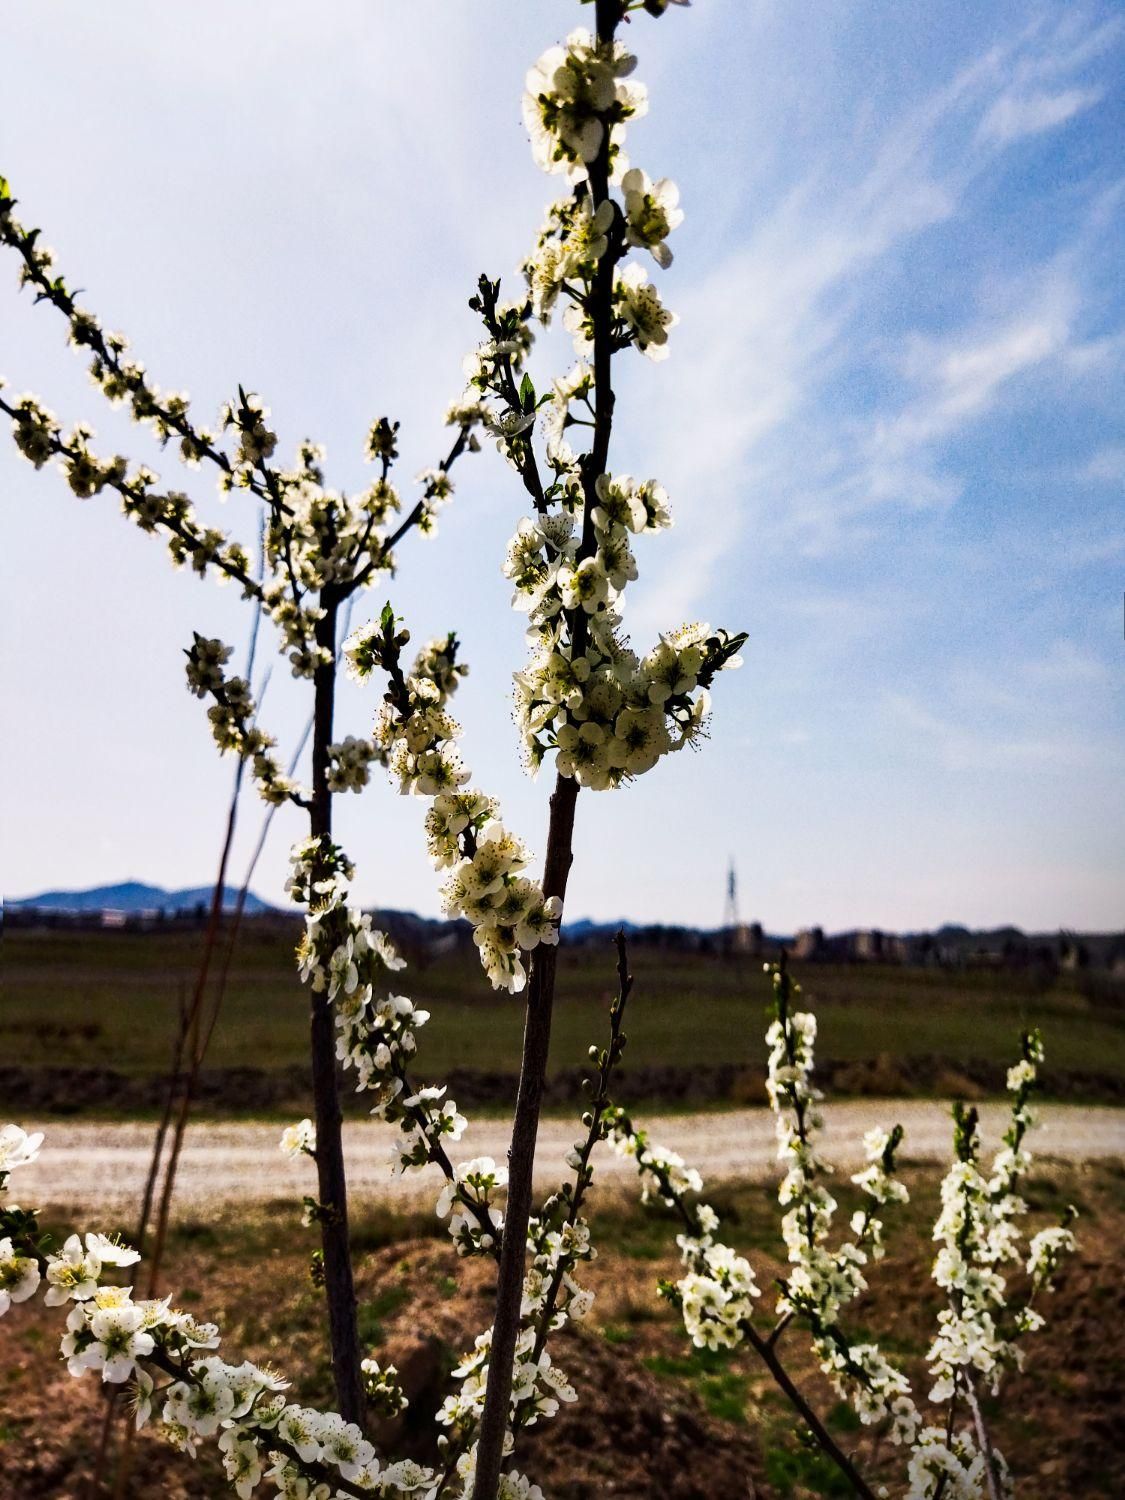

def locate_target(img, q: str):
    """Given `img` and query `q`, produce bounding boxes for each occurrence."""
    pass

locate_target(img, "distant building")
[791,926,826,961]
[722,921,762,956]
[851,929,884,961]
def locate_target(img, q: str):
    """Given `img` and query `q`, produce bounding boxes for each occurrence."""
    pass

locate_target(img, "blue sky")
[3,1,1122,932]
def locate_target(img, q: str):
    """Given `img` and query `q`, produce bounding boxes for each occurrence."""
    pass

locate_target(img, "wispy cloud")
[884,692,1109,773]
[630,8,1120,595]
[1080,444,1125,483]
[855,274,1077,510]
[1022,640,1108,685]
[893,296,1073,442]
[979,86,1103,144]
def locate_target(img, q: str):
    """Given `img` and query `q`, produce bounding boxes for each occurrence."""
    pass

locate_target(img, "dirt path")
[16,1102,1124,1219]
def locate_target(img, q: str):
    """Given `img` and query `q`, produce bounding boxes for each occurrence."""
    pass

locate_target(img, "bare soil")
[1,1162,1122,1499]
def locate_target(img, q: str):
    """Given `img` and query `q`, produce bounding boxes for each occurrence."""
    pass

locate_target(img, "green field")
[3,925,1124,1114]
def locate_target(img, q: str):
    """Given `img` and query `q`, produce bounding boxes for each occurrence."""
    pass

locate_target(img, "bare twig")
[964,1376,1004,1500]
[529,930,633,1364]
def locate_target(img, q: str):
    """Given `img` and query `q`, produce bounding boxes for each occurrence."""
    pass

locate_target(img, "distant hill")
[563,918,644,939]
[5,887,1120,971]
[6,881,277,915]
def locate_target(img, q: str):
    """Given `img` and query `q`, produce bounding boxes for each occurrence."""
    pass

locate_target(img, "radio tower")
[723,858,740,953]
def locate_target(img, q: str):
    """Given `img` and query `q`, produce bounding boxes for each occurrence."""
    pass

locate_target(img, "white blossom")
[0,1236,41,1316]
[0,1122,44,1175]
[621,167,683,267]
[522,28,646,182]
[279,1119,317,1159]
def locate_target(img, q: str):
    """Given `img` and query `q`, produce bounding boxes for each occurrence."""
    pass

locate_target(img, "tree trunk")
[309,591,365,1426]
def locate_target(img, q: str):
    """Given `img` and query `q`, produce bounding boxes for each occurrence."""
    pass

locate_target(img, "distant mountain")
[563,917,643,939]
[6,881,277,915]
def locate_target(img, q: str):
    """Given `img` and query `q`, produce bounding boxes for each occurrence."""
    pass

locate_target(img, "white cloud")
[1080,444,1125,483]
[859,275,1076,504]
[1022,640,1108,686]
[1063,326,1125,375]
[979,87,1103,144]
[885,692,1108,773]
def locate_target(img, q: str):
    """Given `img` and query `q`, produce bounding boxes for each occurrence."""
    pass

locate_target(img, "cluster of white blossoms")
[44,1231,141,1306]
[431,980,641,1469]
[435,1199,597,1466]
[613,967,1082,1498]
[431,985,639,1480]
[522,1210,597,1343]
[916,1029,1077,1500]
[506,499,742,788]
[1,177,484,692]
[441,1324,578,1446]
[285,837,513,1261]
[609,1112,703,1206]
[435,1158,506,1258]
[908,1427,1013,1500]
[671,1205,759,1356]
[1025,1218,1077,1296]
[444,30,742,793]
[677,1246,761,1354]
[522,27,646,183]
[604,1105,759,1355]
[184,634,307,807]
[1,1120,561,1500]
[516,28,673,345]
[763,963,920,1444]
[927,1036,1054,1404]
[2,388,259,594]
[345,609,561,992]
[327,736,380,794]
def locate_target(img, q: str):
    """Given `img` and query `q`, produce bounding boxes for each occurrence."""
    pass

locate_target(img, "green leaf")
[518,372,535,408]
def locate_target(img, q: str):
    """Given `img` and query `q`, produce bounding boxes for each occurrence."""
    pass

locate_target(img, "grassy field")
[3,925,1124,1111]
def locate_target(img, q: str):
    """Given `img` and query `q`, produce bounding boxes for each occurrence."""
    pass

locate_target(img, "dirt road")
[14,1102,1124,1219]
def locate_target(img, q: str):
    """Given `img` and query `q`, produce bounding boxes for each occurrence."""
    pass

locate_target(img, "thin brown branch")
[0,206,284,511]
[143,761,244,1297]
[470,772,579,1497]
[742,1322,879,1500]
[0,394,263,597]
[528,930,633,1366]
[344,425,470,596]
